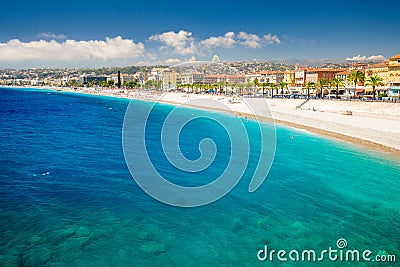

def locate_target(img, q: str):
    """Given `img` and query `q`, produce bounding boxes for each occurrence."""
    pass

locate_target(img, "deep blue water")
[0,87,399,266]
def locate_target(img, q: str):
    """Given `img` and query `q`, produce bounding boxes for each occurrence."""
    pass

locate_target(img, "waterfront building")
[364,61,389,97]
[365,61,389,85]
[227,75,246,85]
[388,52,400,98]
[305,68,337,84]
[259,71,284,85]
[284,70,295,86]
[80,75,107,84]
[204,74,227,84]
[245,74,259,84]
[161,69,178,90]
[335,68,349,82]
[388,53,400,86]
[192,72,205,84]
[177,73,194,85]
[294,68,307,87]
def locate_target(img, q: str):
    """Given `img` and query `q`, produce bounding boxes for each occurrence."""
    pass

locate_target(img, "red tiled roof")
[337,71,350,75]
[365,61,389,68]
[336,68,348,72]
[390,53,400,60]
[228,75,245,78]
[307,68,336,73]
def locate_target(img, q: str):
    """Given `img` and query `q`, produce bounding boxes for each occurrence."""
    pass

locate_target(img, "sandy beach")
[152,92,400,156]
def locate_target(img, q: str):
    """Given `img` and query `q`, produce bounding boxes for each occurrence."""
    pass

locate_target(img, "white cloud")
[200,32,236,49]
[0,30,282,68]
[146,52,157,61]
[211,54,220,63]
[149,30,196,55]
[0,36,145,65]
[188,55,196,62]
[137,56,197,66]
[346,55,366,61]
[237,32,261,48]
[150,30,281,55]
[164,58,182,64]
[38,32,67,40]
[165,56,196,65]
[236,32,281,48]
[368,55,385,61]
[346,54,385,61]
[263,33,281,44]
[166,56,196,65]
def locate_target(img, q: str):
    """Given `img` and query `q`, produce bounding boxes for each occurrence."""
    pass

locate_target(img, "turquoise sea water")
[0,87,399,266]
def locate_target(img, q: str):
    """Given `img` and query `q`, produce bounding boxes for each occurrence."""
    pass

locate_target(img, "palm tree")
[237,84,244,95]
[253,78,259,96]
[305,81,315,98]
[330,77,344,99]
[230,84,235,94]
[211,83,217,94]
[348,70,365,98]
[317,78,328,98]
[365,76,383,100]
[194,83,201,93]
[244,82,253,96]
[261,82,268,97]
[270,83,277,98]
[279,82,288,97]
[253,78,259,87]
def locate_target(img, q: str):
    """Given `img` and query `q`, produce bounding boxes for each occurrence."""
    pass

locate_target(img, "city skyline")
[1,0,399,68]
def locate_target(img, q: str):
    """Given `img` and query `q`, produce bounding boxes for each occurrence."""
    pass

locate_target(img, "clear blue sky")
[0,0,399,68]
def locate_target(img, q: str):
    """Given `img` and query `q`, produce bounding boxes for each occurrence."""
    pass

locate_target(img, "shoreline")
[273,119,400,157]
[2,85,400,158]
[160,99,400,158]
